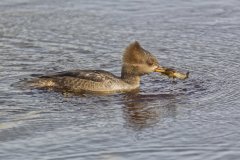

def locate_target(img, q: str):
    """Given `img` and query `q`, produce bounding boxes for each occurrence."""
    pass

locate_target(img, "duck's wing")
[29,70,122,92]
[39,70,119,82]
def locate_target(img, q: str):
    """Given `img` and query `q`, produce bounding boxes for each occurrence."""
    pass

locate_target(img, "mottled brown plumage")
[29,41,170,94]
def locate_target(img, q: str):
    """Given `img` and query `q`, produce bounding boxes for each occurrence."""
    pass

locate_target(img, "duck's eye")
[147,59,154,66]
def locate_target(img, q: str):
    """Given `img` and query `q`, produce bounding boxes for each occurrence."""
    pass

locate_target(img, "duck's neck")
[121,64,141,86]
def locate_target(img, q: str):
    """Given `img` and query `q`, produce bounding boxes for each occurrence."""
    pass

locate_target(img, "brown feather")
[123,41,148,64]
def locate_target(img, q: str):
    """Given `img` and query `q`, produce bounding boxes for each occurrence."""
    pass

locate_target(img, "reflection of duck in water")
[122,93,177,130]
[29,41,187,94]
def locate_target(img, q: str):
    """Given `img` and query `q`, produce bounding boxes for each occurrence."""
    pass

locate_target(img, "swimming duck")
[29,41,168,94]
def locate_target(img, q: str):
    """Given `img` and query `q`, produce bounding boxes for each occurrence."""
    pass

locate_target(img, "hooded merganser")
[29,41,167,94]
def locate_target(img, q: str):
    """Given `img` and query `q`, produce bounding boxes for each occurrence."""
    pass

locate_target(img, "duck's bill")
[154,66,166,73]
[155,66,189,80]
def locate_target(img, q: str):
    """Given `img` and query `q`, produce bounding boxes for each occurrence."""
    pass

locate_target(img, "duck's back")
[30,70,131,93]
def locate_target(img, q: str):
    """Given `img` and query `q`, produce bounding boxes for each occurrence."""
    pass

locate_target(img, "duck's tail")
[27,77,57,88]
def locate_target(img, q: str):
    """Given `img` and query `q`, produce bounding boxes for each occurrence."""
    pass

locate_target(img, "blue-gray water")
[1,0,240,160]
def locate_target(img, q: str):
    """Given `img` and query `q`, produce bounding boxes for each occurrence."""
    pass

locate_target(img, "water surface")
[1,0,240,159]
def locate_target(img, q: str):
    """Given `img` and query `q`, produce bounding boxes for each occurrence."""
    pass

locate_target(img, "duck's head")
[121,41,164,77]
